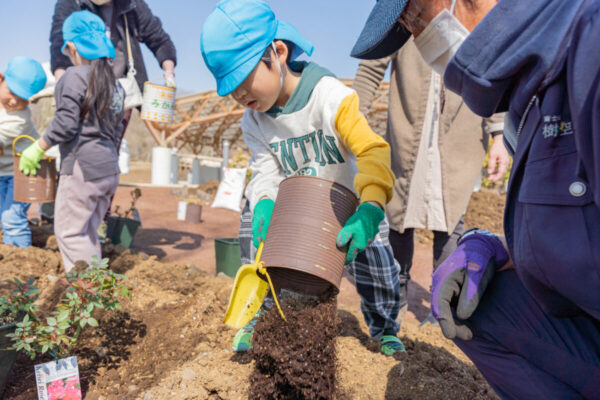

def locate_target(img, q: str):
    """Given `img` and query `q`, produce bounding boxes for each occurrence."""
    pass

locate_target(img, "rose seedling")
[1,256,130,360]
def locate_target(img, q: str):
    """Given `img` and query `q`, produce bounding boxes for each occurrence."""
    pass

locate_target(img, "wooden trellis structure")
[143,79,390,156]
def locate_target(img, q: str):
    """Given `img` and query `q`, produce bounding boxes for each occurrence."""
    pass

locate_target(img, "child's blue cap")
[3,57,47,101]
[61,10,116,60]
[201,0,314,96]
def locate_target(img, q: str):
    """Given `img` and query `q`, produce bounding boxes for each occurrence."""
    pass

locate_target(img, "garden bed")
[0,242,496,399]
[0,191,504,399]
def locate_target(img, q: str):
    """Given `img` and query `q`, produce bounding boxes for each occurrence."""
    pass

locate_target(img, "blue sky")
[0,1,382,93]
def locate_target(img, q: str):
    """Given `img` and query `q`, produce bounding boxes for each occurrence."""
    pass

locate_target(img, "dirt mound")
[1,244,497,399]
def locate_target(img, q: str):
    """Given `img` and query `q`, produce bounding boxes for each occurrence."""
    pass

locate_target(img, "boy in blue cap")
[20,10,124,272]
[0,57,47,248]
[201,0,406,356]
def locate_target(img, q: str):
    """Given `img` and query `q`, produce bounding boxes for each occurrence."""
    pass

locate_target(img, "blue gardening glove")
[430,229,509,341]
[336,202,384,265]
[19,141,45,176]
[252,198,275,248]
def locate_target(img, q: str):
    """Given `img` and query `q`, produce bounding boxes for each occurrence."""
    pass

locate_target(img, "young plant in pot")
[107,188,142,248]
[0,257,129,394]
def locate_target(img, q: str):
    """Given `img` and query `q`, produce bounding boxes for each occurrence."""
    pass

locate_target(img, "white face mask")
[413,0,469,76]
[91,0,112,5]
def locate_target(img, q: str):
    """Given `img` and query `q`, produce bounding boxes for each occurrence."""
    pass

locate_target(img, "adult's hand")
[430,229,510,341]
[162,59,176,88]
[487,134,510,182]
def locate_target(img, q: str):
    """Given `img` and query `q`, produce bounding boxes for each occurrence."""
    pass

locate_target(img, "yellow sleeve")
[335,92,394,207]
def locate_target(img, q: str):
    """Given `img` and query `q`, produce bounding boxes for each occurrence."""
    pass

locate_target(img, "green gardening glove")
[336,202,385,265]
[19,141,45,176]
[252,198,275,248]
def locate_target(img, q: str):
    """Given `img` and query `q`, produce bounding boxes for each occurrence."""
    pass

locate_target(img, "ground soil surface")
[1,167,506,399]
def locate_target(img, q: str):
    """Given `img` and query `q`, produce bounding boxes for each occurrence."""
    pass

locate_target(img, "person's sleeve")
[568,5,600,207]
[483,113,505,136]
[133,0,177,67]
[49,0,77,73]
[42,71,84,147]
[352,56,391,116]
[242,114,286,212]
[335,92,394,208]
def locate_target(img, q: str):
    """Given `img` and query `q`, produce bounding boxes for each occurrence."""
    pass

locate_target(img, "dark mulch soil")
[250,296,339,400]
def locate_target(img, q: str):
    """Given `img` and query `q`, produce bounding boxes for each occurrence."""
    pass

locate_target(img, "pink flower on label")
[47,379,66,400]
[64,378,82,400]
[63,386,82,400]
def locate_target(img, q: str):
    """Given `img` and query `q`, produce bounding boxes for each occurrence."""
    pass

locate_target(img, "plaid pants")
[239,200,402,338]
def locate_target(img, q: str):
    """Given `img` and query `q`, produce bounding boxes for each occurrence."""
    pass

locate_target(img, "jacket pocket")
[518,150,593,206]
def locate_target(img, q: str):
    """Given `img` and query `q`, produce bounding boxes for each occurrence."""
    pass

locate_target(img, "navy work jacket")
[445,0,600,320]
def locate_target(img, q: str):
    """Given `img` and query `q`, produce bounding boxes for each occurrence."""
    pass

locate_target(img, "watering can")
[224,242,286,329]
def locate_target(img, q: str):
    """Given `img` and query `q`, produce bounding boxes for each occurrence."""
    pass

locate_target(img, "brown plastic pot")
[262,176,358,296]
[185,203,202,223]
[12,135,58,203]
[12,157,57,203]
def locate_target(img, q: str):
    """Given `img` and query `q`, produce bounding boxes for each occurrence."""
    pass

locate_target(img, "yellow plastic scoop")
[224,242,286,329]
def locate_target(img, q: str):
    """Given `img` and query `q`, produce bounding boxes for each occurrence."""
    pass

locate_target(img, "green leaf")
[47,317,57,326]
[87,318,98,327]
[80,319,87,328]
[57,310,69,321]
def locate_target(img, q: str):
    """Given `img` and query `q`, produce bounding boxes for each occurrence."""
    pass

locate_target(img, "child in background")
[201,0,405,355]
[20,10,124,272]
[0,57,47,248]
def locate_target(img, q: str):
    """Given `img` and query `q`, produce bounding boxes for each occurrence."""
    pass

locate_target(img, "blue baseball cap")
[62,10,115,60]
[351,0,411,60]
[201,0,314,96]
[3,57,47,101]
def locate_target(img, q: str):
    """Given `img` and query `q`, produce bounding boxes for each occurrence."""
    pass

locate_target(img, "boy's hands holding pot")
[431,229,511,341]
[336,202,384,264]
[252,198,275,248]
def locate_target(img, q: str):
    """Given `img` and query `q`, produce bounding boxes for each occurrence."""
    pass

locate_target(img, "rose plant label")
[34,356,81,400]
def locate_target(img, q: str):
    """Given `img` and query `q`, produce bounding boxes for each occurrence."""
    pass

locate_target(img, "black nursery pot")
[107,216,141,248]
[0,320,18,395]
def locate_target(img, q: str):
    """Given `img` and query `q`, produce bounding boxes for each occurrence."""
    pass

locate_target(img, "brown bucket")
[262,176,358,296]
[12,135,57,203]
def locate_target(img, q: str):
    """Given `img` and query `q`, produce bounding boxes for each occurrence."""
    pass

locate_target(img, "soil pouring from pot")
[250,293,339,400]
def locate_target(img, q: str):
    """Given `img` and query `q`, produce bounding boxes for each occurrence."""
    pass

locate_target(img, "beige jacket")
[354,39,504,233]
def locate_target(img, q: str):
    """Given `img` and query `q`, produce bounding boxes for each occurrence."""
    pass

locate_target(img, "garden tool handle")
[256,241,286,322]
[12,134,37,157]
[259,264,287,322]
[255,241,264,264]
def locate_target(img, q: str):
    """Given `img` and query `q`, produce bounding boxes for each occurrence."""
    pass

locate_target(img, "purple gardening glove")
[430,229,509,341]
